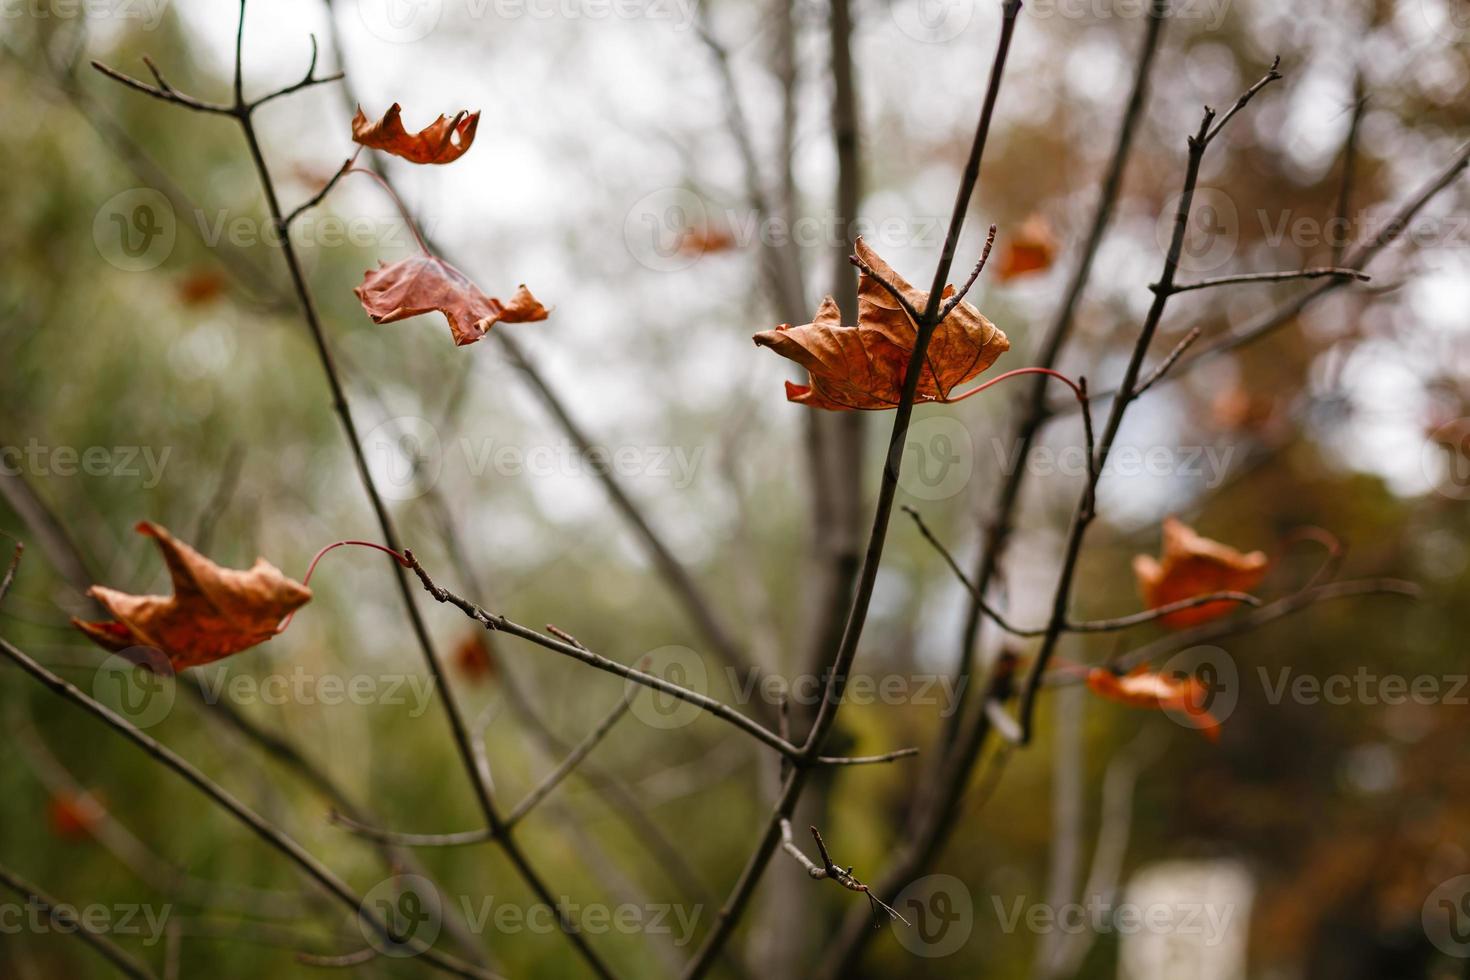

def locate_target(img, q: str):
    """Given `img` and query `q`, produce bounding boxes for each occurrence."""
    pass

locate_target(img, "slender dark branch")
[815,747,920,766]
[94,5,617,972]
[902,505,1033,636]
[1163,267,1369,294]
[1046,145,1470,416]
[407,550,800,759]
[249,35,344,112]
[329,811,492,849]
[930,0,1166,766]
[0,637,498,980]
[0,469,488,963]
[505,694,633,827]
[298,947,379,969]
[89,60,235,115]
[0,863,160,980]
[849,250,924,324]
[0,537,21,605]
[1332,76,1367,267]
[1131,326,1201,398]
[284,152,359,226]
[679,6,1022,975]
[1202,56,1281,146]
[1010,61,1284,745]
[936,225,999,322]
[1046,577,1421,685]
[778,819,824,877]
[1070,591,1260,632]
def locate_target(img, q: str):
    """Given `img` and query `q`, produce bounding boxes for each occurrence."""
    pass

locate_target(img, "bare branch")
[406,549,800,759]
[1201,56,1282,147]
[930,0,1168,769]
[249,35,344,112]
[680,6,1023,973]
[90,59,235,115]
[936,224,999,322]
[0,863,160,980]
[1163,267,1369,294]
[904,505,1256,636]
[0,535,21,606]
[284,152,358,226]
[0,636,498,980]
[1131,326,1202,398]
[1011,61,1286,746]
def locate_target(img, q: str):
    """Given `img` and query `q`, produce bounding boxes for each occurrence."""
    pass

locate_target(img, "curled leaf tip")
[754,239,1009,411]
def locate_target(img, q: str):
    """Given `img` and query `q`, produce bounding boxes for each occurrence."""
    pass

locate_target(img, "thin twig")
[936,225,999,322]
[283,152,359,227]
[0,636,498,980]
[407,549,799,758]
[1162,267,1369,294]
[0,535,22,606]
[0,863,160,980]
[1011,60,1285,746]
[1046,577,1421,686]
[95,6,615,971]
[679,5,1022,975]
[504,693,634,826]
[249,35,343,111]
[1332,75,1367,267]
[903,506,1256,636]
[929,0,1168,765]
[1131,326,1202,398]
[297,947,379,969]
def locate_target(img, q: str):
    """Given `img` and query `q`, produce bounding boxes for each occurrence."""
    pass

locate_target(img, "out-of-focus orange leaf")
[73,522,311,671]
[1133,517,1268,629]
[1087,666,1221,741]
[678,226,736,257]
[351,103,479,165]
[47,791,106,840]
[176,269,227,307]
[355,255,548,347]
[753,237,1009,410]
[996,215,1057,282]
[1211,386,1276,432]
[452,632,498,684]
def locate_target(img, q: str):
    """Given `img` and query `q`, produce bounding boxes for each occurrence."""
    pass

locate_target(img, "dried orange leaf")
[1087,666,1221,741]
[351,103,479,165]
[47,791,107,841]
[355,255,548,347]
[1133,517,1268,629]
[753,237,1009,410]
[73,522,311,671]
[996,215,1057,282]
[452,632,498,684]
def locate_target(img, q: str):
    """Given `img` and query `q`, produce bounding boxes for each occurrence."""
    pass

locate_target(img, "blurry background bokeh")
[1,0,1468,977]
